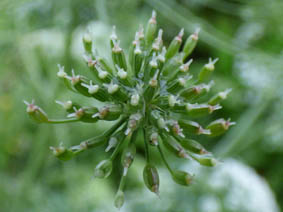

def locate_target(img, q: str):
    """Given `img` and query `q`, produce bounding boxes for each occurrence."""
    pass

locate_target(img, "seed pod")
[24,100,49,123]
[183,29,199,60]
[121,142,136,176]
[160,134,189,159]
[112,40,128,71]
[81,81,111,102]
[57,65,76,92]
[167,75,193,94]
[198,58,218,83]
[94,159,113,178]
[172,170,193,186]
[208,88,232,105]
[175,136,208,155]
[82,32,92,54]
[94,64,112,83]
[189,153,218,167]
[185,103,222,117]
[114,190,125,209]
[116,65,132,87]
[178,119,211,135]
[207,118,236,137]
[152,29,163,52]
[50,146,74,161]
[180,82,213,100]
[143,163,160,195]
[133,43,144,76]
[103,81,128,102]
[166,28,184,60]
[92,105,122,121]
[145,11,157,47]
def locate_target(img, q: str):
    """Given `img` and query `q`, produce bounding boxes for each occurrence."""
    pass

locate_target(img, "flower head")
[25,11,235,209]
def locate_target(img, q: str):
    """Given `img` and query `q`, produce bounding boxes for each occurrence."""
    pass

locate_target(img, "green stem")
[158,145,173,175]
[143,128,150,163]
[110,124,128,161]
[118,173,127,191]
[47,118,79,124]
[70,116,128,155]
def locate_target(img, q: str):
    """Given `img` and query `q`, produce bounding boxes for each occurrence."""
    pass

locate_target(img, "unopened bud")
[82,31,92,53]
[143,164,160,195]
[24,100,48,123]
[172,170,193,186]
[50,146,74,161]
[198,58,219,83]
[145,10,157,46]
[179,119,211,135]
[183,28,199,60]
[209,88,232,105]
[186,103,222,117]
[116,65,128,79]
[166,28,184,60]
[114,190,125,210]
[207,118,236,137]
[180,59,193,73]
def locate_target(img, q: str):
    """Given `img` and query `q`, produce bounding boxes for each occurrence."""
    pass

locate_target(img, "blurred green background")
[0,0,282,211]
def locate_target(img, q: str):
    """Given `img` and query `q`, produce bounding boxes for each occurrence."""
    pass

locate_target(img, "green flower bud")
[183,28,199,60]
[207,118,236,137]
[175,136,208,155]
[81,81,111,102]
[50,146,74,161]
[145,11,157,46]
[167,75,193,93]
[94,159,113,178]
[24,100,48,123]
[103,81,128,102]
[143,163,160,195]
[172,170,193,186]
[198,58,219,83]
[114,190,125,210]
[112,39,127,71]
[160,134,189,159]
[166,28,184,60]
[208,88,232,105]
[180,81,213,100]
[178,119,211,135]
[82,31,92,54]
[92,105,122,121]
[185,103,222,117]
